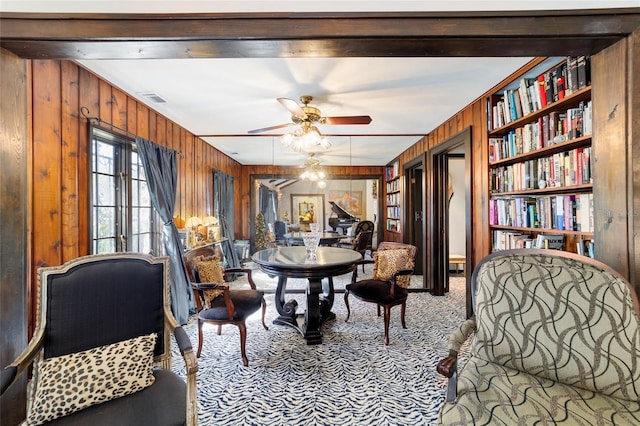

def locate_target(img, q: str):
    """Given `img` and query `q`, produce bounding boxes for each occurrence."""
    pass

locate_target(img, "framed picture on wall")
[328,190,363,216]
[291,194,325,231]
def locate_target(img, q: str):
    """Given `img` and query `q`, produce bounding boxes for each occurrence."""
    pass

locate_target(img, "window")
[90,126,160,254]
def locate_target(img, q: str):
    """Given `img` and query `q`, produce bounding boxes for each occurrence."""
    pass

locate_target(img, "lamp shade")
[202,216,218,226]
[185,216,202,228]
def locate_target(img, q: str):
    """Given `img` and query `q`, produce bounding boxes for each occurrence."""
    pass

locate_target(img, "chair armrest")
[437,317,476,376]
[447,318,476,353]
[0,332,44,396]
[173,326,198,376]
[224,268,258,290]
[190,281,227,291]
[436,319,476,375]
[0,366,17,395]
[436,318,476,402]
[392,268,414,282]
[389,268,414,296]
[173,325,193,355]
[351,259,375,282]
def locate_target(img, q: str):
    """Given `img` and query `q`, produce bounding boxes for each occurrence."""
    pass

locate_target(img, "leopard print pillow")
[196,259,227,307]
[27,333,157,426]
[373,248,415,288]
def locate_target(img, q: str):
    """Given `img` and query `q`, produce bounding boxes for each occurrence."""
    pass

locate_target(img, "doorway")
[404,155,426,284]
[403,154,427,282]
[427,127,472,306]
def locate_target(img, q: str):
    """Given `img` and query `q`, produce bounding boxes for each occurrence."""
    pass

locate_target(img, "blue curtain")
[136,136,193,324]
[259,184,278,229]
[213,171,240,269]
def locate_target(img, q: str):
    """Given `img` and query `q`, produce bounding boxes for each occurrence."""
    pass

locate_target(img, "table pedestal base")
[274,276,335,345]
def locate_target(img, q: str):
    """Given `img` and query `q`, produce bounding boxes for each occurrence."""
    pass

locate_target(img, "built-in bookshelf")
[487,56,594,256]
[385,160,401,238]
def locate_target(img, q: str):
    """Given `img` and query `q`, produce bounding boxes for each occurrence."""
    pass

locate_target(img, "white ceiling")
[4,1,638,166]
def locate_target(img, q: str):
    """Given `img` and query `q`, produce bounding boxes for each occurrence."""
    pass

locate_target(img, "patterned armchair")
[437,249,640,425]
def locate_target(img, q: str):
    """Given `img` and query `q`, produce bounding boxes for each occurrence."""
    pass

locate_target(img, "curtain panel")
[136,136,193,324]
[213,171,240,269]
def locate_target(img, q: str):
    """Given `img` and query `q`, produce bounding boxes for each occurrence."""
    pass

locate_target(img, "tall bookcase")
[487,56,594,256]
[384,160,402,242]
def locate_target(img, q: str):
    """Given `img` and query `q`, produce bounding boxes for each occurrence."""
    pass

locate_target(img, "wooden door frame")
[403,153,426,289]
[427,127,472,309]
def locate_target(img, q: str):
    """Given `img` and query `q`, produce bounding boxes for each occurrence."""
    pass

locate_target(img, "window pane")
[90,126,159,256]
[96,238,115,254]
[139,181,150,206]
[96,207,116,238]
[96,142,115,174]
[96,174,115,205]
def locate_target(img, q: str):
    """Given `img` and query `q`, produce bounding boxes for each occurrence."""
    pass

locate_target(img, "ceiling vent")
[138,92,167,104]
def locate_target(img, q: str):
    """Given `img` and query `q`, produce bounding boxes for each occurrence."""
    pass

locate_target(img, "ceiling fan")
[248,95,372,134]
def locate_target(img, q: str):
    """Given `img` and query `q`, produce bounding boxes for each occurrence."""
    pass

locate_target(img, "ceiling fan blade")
[322,115,373,125]
[277,97,307,119]
[248,123,293,134]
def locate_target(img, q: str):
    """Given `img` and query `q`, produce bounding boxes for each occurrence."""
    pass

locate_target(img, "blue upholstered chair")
[0,253,198,425]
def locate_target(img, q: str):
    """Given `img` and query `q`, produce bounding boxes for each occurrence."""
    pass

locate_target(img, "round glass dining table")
[252,246,362,345]
[284,231,341,247]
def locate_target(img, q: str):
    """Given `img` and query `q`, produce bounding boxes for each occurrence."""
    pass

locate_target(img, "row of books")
[492,230,565,251]
[386,192,400,206]
[490,147,591,193]
[490,56,591,130]
[386,179,400,193]
[387,206,400,219]
[386,218,400,233]
[492,230,595,258]
[489,101,591,162]
[385,162,399,181]
[489,193,594,232]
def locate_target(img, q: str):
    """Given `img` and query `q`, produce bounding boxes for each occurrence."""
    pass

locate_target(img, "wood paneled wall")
[28,59,243,323]
[1,48,29,426]
[391,100,490,263]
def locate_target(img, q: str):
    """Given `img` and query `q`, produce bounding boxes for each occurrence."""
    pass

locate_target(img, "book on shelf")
[535,233,565,250]
[576,239,595,258]
[488,56,591,132]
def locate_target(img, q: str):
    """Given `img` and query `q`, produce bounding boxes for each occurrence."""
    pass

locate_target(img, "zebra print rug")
[172,276,469,426]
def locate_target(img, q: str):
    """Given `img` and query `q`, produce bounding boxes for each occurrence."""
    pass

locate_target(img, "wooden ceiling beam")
[1,10,639,59]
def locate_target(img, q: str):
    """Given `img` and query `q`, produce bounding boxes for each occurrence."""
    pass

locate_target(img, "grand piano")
[328,201,360,233]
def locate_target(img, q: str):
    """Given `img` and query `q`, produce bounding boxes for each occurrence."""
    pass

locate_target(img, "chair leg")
[377,304,381,317]
[344,291,351,322]
[238,322,249,367]
[197,319,204,358]
[261,299,269,331]
[400,302,407,329]
[217,324,222,335]
[383,305,391,346]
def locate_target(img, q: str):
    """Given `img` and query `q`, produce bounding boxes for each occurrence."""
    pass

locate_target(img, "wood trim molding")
[2,10,639,59]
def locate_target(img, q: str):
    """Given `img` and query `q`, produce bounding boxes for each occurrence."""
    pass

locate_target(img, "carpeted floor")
[172,273,470,426]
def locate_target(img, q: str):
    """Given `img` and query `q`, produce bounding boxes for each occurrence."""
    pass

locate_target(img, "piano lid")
[328,201,356,219]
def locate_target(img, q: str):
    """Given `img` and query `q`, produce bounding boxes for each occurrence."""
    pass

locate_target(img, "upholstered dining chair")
[0,253,198,426]
[184,245,268,367]
[339,220,374,249]
[349,230,373,272]
[344,242,417,345]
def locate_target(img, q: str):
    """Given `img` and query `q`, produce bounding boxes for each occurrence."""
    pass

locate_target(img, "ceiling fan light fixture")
[281,125,331,153]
